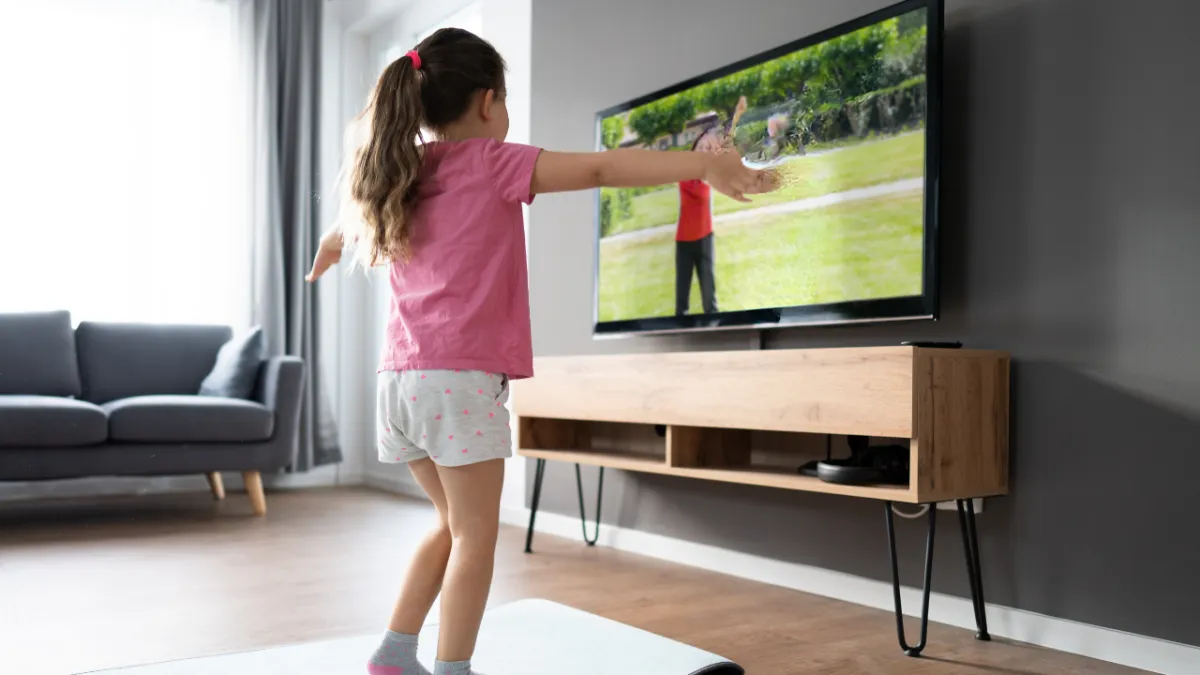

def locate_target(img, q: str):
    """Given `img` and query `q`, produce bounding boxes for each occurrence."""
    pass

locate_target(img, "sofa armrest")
[254,356,306,470]
[254,355,305,412]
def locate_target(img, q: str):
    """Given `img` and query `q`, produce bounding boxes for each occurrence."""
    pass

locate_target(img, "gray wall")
[527,0,1200,646]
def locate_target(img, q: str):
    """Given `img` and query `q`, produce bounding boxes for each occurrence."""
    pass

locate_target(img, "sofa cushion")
[0,311,82,397]
[0,395,107,447]
[104,395,274,443]
[76,322,233,404]
[199,327,265,400]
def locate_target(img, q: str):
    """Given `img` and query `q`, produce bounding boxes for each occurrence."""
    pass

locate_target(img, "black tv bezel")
[592,0,943,338]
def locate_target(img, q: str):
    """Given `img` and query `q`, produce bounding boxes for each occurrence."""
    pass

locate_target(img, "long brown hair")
[340,28,507,266]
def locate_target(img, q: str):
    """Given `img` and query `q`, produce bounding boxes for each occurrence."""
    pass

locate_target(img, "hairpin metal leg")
[575,464,604,546]
[886,502,937,657]
[957,499,991,641]
[524,458,546,554]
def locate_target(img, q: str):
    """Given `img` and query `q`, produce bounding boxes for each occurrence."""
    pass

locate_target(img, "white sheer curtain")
[0,0,250,328]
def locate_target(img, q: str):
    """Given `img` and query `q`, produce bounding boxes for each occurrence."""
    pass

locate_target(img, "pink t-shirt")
[378,138,542,379]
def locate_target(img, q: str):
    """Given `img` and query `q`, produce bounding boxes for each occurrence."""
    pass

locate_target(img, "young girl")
[307,28,775,675]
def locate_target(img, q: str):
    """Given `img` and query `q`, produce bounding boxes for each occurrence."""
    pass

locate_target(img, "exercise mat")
[85,598,744,675]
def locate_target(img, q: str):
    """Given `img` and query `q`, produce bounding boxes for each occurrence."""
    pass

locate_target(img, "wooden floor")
[0,488,1146,675]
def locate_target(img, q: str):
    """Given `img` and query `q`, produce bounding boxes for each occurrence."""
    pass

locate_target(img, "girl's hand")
[306,230,344,282]
[704,151,778,203]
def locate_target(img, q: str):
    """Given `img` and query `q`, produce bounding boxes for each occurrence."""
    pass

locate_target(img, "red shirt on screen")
[676,179,713,242]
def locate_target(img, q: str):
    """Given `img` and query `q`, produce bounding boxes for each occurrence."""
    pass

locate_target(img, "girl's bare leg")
[388,458,453,634]
[434,458,505,663]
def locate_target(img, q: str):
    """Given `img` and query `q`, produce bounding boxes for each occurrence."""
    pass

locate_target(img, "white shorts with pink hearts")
[376,369,512,467]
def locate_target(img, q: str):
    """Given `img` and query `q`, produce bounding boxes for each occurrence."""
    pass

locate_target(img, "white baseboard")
[266,464,354,490]
[501,507,1198,675]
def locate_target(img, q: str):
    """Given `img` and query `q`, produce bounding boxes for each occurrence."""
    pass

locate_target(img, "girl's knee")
[431,519,452,544]
[448,513,499,548]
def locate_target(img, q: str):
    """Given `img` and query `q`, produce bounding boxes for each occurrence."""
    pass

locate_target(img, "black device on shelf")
[801,436,909,486]
[901,340,962,348]
[818,445,909,486]
[798,434,837,477]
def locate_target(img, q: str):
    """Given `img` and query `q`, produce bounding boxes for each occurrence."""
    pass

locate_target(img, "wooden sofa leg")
[205,472,226,501]
[243,471,267,516]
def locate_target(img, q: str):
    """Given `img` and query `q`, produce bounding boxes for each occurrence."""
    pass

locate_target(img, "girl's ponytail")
[349,53,424,266]
[332,29,507,267]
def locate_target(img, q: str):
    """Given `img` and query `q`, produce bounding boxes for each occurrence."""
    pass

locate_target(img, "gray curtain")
[249,0,342,470]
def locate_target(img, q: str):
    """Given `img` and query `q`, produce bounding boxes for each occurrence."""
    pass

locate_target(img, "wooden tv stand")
[513,346,1009,657]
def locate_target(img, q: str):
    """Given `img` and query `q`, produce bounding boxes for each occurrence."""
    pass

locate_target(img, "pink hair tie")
[406,50,422,70]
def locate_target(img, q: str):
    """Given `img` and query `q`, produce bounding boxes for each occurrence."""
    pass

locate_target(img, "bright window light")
[0,0,250,328]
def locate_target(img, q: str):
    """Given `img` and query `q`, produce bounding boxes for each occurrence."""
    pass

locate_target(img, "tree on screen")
[813,24,891,100]
[883,21,925,85]
[601,116,626,150]
[898,9,927,35]
[598,189,633,237]
[759,52,820,107]
[627,93,696,147]
[696,69,762,122]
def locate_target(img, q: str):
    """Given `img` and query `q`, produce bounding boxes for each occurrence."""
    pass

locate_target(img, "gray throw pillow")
[199,327,265,400]
[0,310,83,396]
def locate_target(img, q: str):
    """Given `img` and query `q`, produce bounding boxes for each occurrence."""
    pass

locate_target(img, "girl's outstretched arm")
[306,229,344,282]
[531,148,775,202]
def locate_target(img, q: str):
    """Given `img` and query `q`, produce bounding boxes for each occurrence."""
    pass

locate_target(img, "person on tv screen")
[675,96,747,316]
[763,112,791,161]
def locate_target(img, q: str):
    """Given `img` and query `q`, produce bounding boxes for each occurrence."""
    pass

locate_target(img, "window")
[416,3,483,43]
[379,2,483,70]
[0,0,250,328]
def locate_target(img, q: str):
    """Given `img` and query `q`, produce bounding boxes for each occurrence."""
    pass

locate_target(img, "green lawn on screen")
[602,131,925,237]
[597,191,924,323]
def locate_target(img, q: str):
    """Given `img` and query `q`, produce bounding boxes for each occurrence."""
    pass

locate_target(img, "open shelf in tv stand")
[513,346,1010,657]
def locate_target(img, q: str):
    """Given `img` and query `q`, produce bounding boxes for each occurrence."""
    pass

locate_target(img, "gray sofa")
[0,311,304,515]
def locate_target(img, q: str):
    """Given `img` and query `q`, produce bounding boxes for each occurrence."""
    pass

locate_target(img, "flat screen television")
[593,0,943,337]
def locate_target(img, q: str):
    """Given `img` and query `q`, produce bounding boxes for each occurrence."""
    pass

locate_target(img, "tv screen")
[593,0,942,336]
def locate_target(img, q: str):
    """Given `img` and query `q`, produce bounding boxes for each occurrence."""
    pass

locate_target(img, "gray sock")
[367,630,431,675]
[434,660,481,675]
